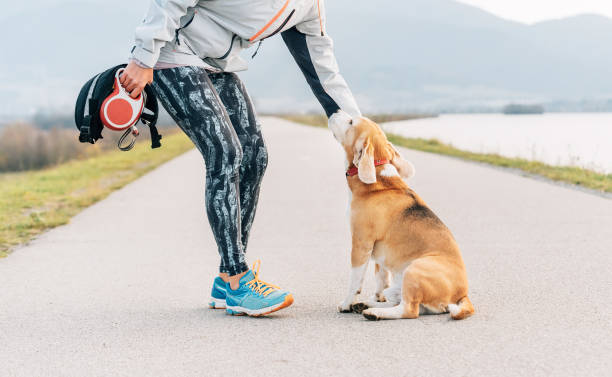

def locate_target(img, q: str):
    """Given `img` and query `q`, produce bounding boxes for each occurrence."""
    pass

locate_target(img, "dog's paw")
[375,293,387,303]
[363,309,380,321]
[338,301,353,313]
[350,302,369,314]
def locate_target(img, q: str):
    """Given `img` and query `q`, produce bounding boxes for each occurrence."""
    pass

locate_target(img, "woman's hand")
[120,61,154,98]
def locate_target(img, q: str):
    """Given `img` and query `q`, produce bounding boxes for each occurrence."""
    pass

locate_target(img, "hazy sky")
[2,0,612,24]
[458,0,612,23]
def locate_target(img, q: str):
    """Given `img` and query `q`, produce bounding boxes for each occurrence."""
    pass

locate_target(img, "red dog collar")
[346,159,390,177]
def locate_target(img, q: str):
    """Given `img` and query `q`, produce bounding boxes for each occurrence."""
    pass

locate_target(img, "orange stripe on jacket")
[317,0,323,35]
[249,0,290,42]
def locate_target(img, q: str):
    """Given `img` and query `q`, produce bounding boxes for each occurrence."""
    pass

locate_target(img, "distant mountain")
[2,0,612,116]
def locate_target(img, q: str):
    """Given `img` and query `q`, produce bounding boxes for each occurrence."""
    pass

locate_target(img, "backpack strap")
[142,85,162,149]
[140,112,162,149]
[78,73,103,144]
[78,114,93,143]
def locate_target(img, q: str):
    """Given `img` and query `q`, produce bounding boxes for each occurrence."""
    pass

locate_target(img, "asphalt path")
[1,117,611,376]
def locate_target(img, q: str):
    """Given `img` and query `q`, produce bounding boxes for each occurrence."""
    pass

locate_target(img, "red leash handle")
[100,68,145,131]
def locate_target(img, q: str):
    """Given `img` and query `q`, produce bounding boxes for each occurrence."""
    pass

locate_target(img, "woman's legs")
[152,66,249,277]
[152,67,292,315]
[208,72,268,254]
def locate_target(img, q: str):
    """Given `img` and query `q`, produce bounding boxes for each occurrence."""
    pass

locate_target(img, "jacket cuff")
[130,58,151,69]
[130,46,156,69]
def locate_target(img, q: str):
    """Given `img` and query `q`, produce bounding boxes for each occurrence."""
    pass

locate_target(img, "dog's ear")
[357,137,377,184]
[390,145,415,179]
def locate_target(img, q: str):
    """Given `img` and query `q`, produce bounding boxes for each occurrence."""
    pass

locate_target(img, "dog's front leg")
[338,263,369,312]
[338,238,373,313]
[374,263,391,302]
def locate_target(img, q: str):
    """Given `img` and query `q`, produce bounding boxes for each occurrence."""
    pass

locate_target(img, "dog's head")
[329,111,415,184]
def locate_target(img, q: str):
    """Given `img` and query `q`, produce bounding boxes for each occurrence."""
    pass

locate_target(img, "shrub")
[0,123,104,172]
[0,122,180,173]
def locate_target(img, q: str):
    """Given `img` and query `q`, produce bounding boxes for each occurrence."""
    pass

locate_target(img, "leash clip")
[118,125,139,151]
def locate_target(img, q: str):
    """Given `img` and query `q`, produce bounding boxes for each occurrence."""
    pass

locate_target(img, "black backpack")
[74,64,162,150]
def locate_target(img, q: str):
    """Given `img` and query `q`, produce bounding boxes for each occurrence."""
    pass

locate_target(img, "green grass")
[279,114,612,194]
[276,113,434,128]
[0,131,194,257]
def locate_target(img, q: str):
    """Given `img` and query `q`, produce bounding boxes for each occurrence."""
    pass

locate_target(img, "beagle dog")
[329,112,474,321]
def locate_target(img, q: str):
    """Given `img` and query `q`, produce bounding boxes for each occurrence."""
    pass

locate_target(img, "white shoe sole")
[225,294,294,316]
[208,297,226,309]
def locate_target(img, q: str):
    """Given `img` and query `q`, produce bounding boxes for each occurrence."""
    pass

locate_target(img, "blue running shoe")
[225,260,294,317]
[208,276,227,309]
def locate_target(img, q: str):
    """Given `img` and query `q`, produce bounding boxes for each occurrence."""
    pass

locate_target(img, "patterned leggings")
[152,67,267,276]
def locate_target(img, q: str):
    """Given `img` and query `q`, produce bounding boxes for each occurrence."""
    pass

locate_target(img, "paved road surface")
[1,117,611,377]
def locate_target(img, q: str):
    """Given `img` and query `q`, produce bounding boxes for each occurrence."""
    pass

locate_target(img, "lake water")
[383,113,612,174]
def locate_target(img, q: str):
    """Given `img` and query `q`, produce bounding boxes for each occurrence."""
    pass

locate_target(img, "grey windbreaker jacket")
[131,0,361,118]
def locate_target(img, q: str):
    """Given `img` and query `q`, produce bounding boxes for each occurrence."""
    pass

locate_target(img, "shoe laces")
[245,260,279,297]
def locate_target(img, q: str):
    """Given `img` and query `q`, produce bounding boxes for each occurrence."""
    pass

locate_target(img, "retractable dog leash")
[75,64,162,152]
[99,69,145,151]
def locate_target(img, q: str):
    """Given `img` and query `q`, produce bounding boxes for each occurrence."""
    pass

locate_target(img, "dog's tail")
[448,296,474,320]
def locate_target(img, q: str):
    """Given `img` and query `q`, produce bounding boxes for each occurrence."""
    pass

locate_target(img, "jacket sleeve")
[131,0,199,68]
[281,2,361,119]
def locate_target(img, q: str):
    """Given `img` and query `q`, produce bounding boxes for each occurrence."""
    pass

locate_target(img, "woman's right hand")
[120,61,154,98]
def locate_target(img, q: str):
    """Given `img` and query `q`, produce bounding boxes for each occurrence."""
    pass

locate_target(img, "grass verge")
[279,115,612,194]
[0,131,194,257]
[276,113,434,128]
